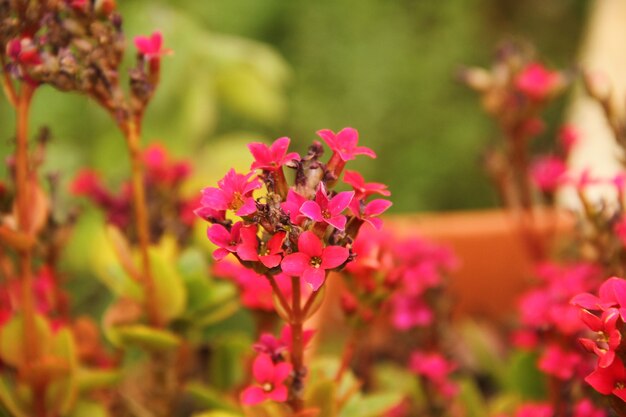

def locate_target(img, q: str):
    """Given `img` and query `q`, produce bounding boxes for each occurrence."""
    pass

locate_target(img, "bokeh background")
[0,0,588,213]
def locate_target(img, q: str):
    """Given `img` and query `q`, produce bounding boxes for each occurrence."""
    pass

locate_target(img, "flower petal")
[364,199,392,217]
[260,254,282,268]
[320,246,349,270]
[240,386,266,405]
[252,354,274,382]
[300,201,324,222]
[325,215,347,231]
[329,191,354,215]
[207,224,232,248]
[303,267,326,291]
[273,362,293,383]
[298,231,323,256]
[281,253,310,276]
[354,146,377,158]
[268,385,288,402]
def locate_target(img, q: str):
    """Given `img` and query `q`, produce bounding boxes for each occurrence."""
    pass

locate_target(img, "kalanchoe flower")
[571,276,626,316]
[530,155,567,193]
[281,231,349,291]
[317,128,376,162]
[281,189,308,225]
[259,232,286,268]
[344,170,391,199]
[207,222,258,261]
[578,308,621,368]
[249,137,300,171]
[515,62,559,101]
[514,403,553,417]
[408,351,458,399]
[349,198,393,230]
[572,399,606,417]
[538,344,581,380]
[300,183,354,231]
[134,31,172,60]
[584,357,626,401]
[200,169,262,217]
[240,354,292,405]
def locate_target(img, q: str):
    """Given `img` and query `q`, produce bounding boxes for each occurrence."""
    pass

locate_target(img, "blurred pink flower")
[240,354,292,405]
[248,137,300,171]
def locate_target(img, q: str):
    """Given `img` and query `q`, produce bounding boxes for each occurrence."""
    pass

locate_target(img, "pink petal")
[236,198,258,216]
[273,362,293,383]
[200,188,229,211]
[325,214,347,231]
[283,151,300,164]
[316,129,337,147]
[248,142,271,168]
[303,267,326,291]
[329,191,354,215]
[270,137,290,159]
[252,354,274,382]
[260,254,282,268]
[354,146,377,158]
[281,253,310,276]
[207,224,232,247]
[585,368,614,395]
[134,36,152,54]
[320,246,349,270]
[237,245,259,261]
[570,293,602,310]
[337,128,358,147]
[365,217,384,230]
[364,199,392,217]
[300,201,324,222]
[298,231,323,256]
[150,31,163,51]
[579,309,602,332]
[267,232,286,253]
[240,386,266,405]
[213,248,230,260]
[268,385,288,402]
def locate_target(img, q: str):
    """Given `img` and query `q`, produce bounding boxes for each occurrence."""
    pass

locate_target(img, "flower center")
[230,192,244,210]
[322,209,330,219]
[262,382,273,392]
[310,257,322,269]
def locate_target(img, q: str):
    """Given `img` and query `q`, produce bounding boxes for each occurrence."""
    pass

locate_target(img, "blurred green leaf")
[503,350,547,400]
[210,334,252,390]
[76,368,121,392]
[457,378,487,417]
[185,382,240,413]
[372,363,423,405]
[46,328,78,415]
[149,244,187,323]
[0,314,52,368]
[67,400,110,417]
[305,379,337,417]
[115,325,181,351]
[0,377,28,417]
[339,392,402,417]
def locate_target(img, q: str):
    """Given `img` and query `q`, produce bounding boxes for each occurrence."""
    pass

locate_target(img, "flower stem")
[335,328,358,383]
[266,274,292,317]
[124,119,161,327]
[289,276,304,411]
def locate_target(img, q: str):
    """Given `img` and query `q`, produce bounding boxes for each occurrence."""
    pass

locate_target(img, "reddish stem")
[123,119,161,327]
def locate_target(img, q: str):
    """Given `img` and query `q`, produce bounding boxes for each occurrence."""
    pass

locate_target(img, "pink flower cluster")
[408,351,458,399]
[240,325,314,405]
[572,277,626,401]
[72,143,195,233]
[197,129,391,292]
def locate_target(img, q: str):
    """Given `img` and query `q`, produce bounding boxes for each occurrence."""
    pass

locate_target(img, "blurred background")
[0,0,588,212]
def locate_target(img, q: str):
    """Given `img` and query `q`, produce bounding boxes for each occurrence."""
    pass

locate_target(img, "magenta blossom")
[248,137,300,171]
[515,62,559,101]
[585,358,626,401]
[281,189,308,225]
[317,128,376,162]
[281,231,349,291]
[572,399,606,417]
[207,222,258,261]
[514,403,553,417]
[259,232,286,268]
[408,351,458,398]
[344,170,390,199]
[578,308,621,368]
[571,276,626,317]
[300,183,354,231]
[538,344,581,380]
[200,169,261,217]
[240,354,292,405]
[134,31,172,60]
[530,155,567,192]
[349,198,392,230]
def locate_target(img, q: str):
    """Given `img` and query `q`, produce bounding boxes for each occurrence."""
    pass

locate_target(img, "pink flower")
[515,403,553,417]
[572,399,606,417]
[281,231,349,291]
[571,277,626,316]
[134,31,172,60]
[200,169,261,216]
[538,344,581,380]
[530,156,567,192]
[317,128,376,162]
[248,137,300,171]
[259,232,286,268]
[300,183,354,231]
[515,62,559,101]
[408,351,458,398]
[281,189,308,225]
[143,144,191,185]
[578,308,621,368]
[349,198,392,230]
[240,354,292,405]
[207,222,258,261]
[585,358,626,401]
[343,170,390,199]
[390,294,433,330]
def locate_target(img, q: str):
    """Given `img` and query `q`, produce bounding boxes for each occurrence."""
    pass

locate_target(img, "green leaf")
[76,368,121,392]
[195,299,240,328]
[115,325,181,351]
[210,334,252,390]
[305,379,337,417]
[46,328,78,415]
[0,314,52,367]
[149,246,187,323]
[66,400,110,417]
[503,350,547,400]
[185,382,240,413]
[457,378,487,417]
[339,392,402,417]
[0,377,28,417]
[372,363,423,405]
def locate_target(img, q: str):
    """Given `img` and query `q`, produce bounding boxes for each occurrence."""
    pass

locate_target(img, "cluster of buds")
[1,0,168,123]
[571,277,626,405]
[71,143,195,243]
